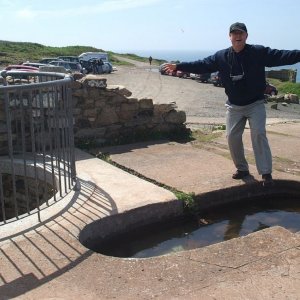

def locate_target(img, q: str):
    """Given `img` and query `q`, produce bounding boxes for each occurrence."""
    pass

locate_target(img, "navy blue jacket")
[176,44,300,106]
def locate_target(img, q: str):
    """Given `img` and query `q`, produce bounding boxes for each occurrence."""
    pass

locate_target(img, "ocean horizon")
[128,49,300,83]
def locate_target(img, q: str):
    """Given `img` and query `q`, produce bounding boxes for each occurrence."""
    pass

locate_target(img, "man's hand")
[162,63,177,74]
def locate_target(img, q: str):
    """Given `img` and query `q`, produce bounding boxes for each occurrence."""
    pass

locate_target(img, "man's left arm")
[263,47,300,67]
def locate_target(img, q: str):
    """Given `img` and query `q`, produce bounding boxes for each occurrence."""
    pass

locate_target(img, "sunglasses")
[230,63,244,82]
[230,73,244,81]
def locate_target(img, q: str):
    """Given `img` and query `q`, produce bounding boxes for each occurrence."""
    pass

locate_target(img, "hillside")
[0,40,165,66]
[0,40,108,65]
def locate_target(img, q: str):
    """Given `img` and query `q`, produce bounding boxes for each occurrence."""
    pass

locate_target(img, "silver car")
[49,61,84,73]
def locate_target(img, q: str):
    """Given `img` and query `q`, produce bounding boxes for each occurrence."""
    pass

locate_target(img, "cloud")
[14,0,163,19]
[16,8,37,19]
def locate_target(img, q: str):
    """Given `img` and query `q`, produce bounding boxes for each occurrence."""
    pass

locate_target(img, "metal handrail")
[0,70,76,224]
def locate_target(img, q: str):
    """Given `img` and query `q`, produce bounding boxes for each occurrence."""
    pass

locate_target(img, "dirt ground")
[104,57,300,127]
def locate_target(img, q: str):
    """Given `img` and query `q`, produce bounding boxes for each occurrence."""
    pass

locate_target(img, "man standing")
[97,59,104,74]
[163,22,300,186]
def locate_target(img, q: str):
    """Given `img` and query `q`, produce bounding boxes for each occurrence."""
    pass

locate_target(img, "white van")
[78,52,109,62]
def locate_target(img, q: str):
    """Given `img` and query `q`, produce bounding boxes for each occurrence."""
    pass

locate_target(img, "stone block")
[75,127,106,139]
[284,93,299,104]
[139,98,154,110]
[127,97,138,104]
[97,107,119,125]
[118,110,137,122]
[165,110,186,124]
[106,85,132,97]
[88,88,102,100]
[154,103,177,114]
[84,109,98,118]
[72,88,89,98]
[80,75,107,88]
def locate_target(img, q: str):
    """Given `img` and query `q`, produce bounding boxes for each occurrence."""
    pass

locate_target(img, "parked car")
[196,73,211,83]
[3,65,39,79]
[265,82,278,96]
[5,64,39,72]
[57,56,80,63]
[39,58,61,64]
[190,73,200,80]
[80,59,112,74]
[67,62,85,73]
[211,72,223,87]
[176,70,190,78]
[48,60,71,70]
[78,52,109,63]
[50,60,85,74]
[103,61,113,73]
[22,62,52,68]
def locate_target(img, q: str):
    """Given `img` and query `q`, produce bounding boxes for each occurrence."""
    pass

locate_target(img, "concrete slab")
[94,140,251,195]
[97,122,300,195]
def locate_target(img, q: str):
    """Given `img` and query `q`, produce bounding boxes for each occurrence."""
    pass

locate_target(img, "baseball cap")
[229,22,247,33]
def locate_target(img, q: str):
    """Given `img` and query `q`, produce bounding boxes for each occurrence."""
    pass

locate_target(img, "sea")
[129,49,300,83]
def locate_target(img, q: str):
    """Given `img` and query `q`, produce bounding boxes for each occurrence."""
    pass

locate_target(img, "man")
[149,56,153,65]
[162,22,300,186]
[97,59,104,74]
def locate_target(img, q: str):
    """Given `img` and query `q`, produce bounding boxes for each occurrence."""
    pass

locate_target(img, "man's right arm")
[161,53,220,75]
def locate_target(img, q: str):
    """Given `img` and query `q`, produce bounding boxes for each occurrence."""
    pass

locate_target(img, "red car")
[176,70,190,78]
[167,69,177,76]
[5,65,39,72]
[265,82,278,96]
[211,72,223,87]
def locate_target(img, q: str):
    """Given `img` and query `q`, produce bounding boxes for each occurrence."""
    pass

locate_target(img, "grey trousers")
[226,100,272,175]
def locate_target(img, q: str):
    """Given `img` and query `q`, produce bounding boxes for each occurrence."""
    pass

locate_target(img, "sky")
[1,0,300,55]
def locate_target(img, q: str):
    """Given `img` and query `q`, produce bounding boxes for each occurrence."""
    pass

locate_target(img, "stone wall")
[71,75,188,146]
[265,69,297,83]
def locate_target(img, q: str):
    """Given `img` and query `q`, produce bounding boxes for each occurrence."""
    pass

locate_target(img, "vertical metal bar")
[4,90,19,219]
[48,86,57,202]
[39,88,48,206]
[0,173,6,224]
[60,85,67,194]
[54,85,62,198]
[29,90,41,222]
[65,86,71,189]
[67,84,76,187]
[19,89,30,214]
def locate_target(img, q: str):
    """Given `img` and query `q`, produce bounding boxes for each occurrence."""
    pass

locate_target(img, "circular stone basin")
[80,194,300,258]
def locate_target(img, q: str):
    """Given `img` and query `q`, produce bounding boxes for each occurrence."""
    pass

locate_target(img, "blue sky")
[1,0,299,54]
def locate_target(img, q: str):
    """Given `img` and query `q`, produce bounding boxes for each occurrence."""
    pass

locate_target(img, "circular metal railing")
[0,71,76,224]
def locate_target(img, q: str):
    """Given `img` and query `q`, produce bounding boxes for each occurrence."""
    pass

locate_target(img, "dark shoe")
[262,174,274,186]
[232,170,250,179]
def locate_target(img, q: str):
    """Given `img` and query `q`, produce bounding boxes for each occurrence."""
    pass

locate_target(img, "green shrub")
[267,78,300,97]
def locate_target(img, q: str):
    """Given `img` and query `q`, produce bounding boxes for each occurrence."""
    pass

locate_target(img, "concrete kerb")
[0,148,180,243]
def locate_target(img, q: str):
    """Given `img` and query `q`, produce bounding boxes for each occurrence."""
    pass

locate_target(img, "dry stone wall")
[71,74,188,145]
[0,74,188,155]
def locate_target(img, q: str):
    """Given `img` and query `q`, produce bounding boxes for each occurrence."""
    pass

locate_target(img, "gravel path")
[105,57,300,126]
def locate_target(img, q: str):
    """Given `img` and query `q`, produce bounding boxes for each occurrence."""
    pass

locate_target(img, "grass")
[191,128,224,142]
[0,40,164,66]
[0,40,107,65]
[267,78,300,98]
